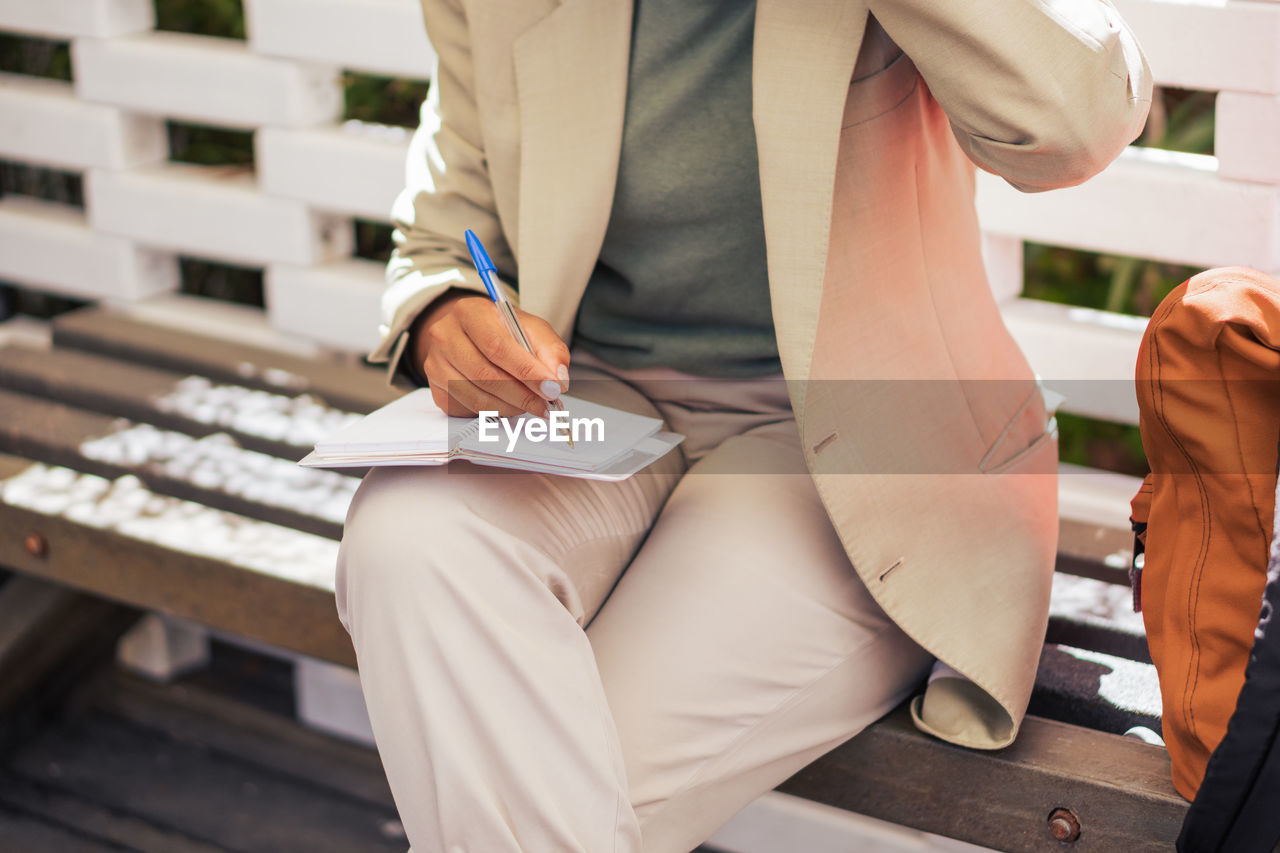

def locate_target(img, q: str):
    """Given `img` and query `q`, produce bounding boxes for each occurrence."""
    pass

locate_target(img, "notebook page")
[312,388,458,455]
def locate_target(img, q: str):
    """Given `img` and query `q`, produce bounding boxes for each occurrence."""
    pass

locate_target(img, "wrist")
[422,288,475,326]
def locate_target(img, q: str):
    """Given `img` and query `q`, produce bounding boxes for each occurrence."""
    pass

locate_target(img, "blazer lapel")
[752,0,867,409]
[512,0,632,339]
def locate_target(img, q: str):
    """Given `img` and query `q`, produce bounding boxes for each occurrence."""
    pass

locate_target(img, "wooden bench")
[0,301,1186,852]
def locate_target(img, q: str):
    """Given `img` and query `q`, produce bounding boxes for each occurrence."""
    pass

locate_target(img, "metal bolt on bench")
[1048,807,1082,843]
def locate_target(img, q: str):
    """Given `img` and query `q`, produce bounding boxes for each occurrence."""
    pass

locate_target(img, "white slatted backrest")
[0,0,1276,413]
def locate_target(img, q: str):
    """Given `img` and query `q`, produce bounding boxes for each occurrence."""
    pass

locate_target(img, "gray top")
[572,0,779,378]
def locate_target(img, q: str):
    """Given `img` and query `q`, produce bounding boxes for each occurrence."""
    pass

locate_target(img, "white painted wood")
[116,292,326,357]
[246,0,436,80]
[117,292,325,358]
[266,258,385,353]
[1000,297,1146,424]
[116,613,212,682]
[1217,92,1280,184]
[1058,462,1144,535]
[86,164,354,267]
[72,31,342,130]
[981,233,1023,303]
[294,657,376,747]
[0,196,178,301]
[707,791,994,853]
[256,122,411,220]
[1113,0,1280,94]
[977,147,1280,273]
[0,0,153,38]
[0,73,166,171]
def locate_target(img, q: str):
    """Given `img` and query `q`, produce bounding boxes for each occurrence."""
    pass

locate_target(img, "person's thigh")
[337,364,684,632]
[585,418,933,853]
[335,370,685,852]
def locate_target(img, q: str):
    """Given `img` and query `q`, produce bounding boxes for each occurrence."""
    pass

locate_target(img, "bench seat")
[0,303,1186,851]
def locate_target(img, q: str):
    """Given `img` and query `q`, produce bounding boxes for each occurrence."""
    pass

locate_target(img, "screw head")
[1048,807,1081,842]
[24,532,47,558]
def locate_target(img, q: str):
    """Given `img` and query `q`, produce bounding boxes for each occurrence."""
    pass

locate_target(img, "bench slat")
[52,307,397,414]
[1046,615,1150,666]
[0,772,228,853]
[0,344,360,462]
[0,453,354,667]
[0,387,354,540]
[1032,643,1162,734]
[1049,572,1147,660]
[1055,517,1133,585]
[7,710,403,852]
[779,706,1183,852]
[96,671,395,811]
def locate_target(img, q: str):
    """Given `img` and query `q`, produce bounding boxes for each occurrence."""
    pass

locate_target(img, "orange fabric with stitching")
[1134,266,1280,800]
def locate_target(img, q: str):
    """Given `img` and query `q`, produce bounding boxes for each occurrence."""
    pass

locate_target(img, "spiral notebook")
[299,388,683,481]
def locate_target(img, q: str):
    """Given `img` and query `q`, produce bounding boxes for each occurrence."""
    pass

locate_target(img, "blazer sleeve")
[867,0,1153,192]
[369,0,518,376]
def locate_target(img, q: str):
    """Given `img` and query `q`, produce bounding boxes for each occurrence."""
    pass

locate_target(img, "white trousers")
[335,353,933,853]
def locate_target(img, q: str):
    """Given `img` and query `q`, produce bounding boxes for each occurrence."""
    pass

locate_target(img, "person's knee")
[336,467,473,619]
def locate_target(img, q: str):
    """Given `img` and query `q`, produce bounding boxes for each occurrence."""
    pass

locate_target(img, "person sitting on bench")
[336,3,1151,850]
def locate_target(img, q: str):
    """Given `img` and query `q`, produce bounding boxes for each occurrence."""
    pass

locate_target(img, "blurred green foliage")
[179,258,263,306]
[0,160,83,207]
[345,73,432,128]
[355,221,398,264]
[168,122,255,166]
[1022,247,1201,318]
[1136,86,1216,156]
[155,0,246,39]
[0,33,71,79]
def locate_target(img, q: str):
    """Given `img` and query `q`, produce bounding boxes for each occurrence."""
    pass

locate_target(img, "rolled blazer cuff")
[369,263,518,387]
[909,676,1017,750]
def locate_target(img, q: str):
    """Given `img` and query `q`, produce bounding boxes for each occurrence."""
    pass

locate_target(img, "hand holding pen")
[464,230,574,446]
[407,230,570,421]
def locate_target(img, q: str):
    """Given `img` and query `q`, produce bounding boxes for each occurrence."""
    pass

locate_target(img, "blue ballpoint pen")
[464,229,573,447]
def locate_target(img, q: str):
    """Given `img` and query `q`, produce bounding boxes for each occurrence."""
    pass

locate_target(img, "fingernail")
[539,379,562,400]
[556,364,570,391]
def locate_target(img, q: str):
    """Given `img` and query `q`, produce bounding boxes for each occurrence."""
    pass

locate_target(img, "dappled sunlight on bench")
[155,375,362,447]
[81,423,356,523]
[1,462,338,587]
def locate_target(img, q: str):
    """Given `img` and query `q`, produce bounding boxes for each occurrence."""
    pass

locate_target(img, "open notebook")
[300,389,684,481]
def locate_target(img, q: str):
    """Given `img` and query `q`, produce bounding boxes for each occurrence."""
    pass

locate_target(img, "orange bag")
[1131,266,1280,799]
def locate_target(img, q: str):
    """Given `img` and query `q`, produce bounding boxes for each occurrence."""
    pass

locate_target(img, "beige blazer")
[371,0,1152,749]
